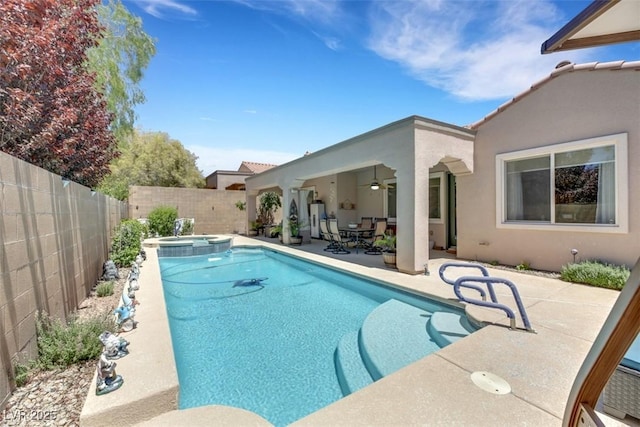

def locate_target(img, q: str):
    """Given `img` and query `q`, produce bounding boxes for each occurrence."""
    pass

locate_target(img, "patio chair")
[328,218,350,254]
[319,219,338,252]
[364,218,387,254]
[359,217,374,239]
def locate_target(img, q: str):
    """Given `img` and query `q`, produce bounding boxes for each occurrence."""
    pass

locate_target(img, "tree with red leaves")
[0,0,118,188]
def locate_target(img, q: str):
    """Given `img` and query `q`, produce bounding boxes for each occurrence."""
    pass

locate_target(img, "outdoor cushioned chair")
[364,218,387,254]
[327,218,350,254]
[319,219,337,252]
[359,217,374,239]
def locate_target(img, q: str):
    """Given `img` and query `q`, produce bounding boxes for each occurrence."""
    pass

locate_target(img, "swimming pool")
[159,247,476,426]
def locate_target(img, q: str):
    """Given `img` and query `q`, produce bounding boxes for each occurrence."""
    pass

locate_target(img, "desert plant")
[147,205,178,237]
[96,281,114,297]
[110,219,145,267]
[561,260,630,290]
[180,218,194,235]
[36,312,117,370]
[13,361,31,387]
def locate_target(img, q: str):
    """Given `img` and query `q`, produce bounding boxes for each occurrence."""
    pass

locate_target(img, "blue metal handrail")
[438,262,492,301]
[439,263,535,333]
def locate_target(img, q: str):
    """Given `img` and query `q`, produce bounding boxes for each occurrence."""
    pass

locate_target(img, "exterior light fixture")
[61,177,70,188]
[370,165,380,190]
[571,248,579,264]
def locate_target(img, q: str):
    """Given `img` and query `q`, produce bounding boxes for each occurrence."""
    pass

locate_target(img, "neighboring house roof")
[468,60,640,130]
[541,0,640,54]
[238,161,278,174]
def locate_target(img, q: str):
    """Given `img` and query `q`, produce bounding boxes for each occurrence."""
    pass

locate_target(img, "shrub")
[36,312,117,370]
[181,218,194,235]
[147,206,178,237]
[111,219,145,267]
[96,281,114,297]
[13,361,31,387]
[561,260,630,290]
[515,262,531,271]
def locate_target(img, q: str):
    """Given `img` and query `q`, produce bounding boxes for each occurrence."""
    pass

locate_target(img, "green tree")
[87,0,156,144]
[99,130,204,199]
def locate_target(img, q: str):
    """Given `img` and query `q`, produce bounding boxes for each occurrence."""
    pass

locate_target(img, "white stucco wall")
[245,117,475,273]
[459,68,640,271]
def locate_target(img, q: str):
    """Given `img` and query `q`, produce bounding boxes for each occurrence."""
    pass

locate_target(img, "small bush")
[561,260,630,290]
[13,361,31,387]
[111,219,145,267]
[96,281,114,297]
[147,206,178,237]
[181,218,194,235]
[515,262,531,271]
[36,312,117,370]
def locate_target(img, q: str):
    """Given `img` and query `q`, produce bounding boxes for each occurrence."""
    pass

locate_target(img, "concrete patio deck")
[80,235,633,426]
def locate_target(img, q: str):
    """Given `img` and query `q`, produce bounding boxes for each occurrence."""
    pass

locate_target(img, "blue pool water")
[159,247,473,426]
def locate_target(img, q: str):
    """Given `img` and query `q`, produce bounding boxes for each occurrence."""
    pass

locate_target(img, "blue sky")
[127,0,639,176]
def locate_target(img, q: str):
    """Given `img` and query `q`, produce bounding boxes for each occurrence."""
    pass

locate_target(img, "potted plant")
[248,220,261,236]
[270,222,283,240]
[374,233,397,267]
[288,216,303,245]
[258,192,281,237]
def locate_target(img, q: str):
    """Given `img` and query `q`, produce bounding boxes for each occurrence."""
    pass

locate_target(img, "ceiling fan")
[359,165,386,190]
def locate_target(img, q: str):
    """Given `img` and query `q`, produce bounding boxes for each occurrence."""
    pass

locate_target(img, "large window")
[496,134,628,233]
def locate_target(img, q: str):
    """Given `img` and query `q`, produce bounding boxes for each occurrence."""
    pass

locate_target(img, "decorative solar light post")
[571,248,579,264]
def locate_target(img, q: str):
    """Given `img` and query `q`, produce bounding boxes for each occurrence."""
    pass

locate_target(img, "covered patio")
[244,116,475,274]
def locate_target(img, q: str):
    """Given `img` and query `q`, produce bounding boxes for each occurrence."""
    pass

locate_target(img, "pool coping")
[79,235,621,426]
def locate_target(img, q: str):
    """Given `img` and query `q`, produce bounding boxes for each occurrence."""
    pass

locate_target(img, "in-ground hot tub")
[150,235,233,257]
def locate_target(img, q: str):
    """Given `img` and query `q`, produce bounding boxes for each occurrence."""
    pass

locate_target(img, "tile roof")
[468,60,640,130]
[238,161,278,174]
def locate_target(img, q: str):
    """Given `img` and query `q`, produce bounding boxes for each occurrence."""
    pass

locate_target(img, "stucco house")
[245,60,639,274]
[205,161,277,190]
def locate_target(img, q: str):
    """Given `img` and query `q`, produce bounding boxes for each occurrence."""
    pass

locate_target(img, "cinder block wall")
[128,186,249,235]
[0,152,126,408]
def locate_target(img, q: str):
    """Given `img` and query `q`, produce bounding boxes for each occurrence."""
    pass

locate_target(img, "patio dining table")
[339,227,375,254]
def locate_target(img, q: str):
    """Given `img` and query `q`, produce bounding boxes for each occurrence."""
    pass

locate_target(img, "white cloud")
[133,0,198,19]
[233,0,342,25]
[187,145,300,176]
[367,0,588,101]
[233,0,345,50]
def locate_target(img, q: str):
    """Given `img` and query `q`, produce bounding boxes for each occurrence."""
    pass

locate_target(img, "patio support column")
[246,189,258,228]
[280,180,305,244]
[394,165,430,274]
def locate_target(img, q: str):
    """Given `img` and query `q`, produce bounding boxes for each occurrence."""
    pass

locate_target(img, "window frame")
[383,178,397,223]
[495,133,628,233]
[429,172,446,224]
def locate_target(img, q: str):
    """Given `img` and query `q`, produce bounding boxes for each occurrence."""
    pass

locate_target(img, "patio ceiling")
[541,0,640,54]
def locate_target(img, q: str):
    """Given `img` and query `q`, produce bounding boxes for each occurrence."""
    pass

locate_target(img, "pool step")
[334,330,373,396]
[427,311,476,348]
[334,299,475,397]
[359,299,440,381]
